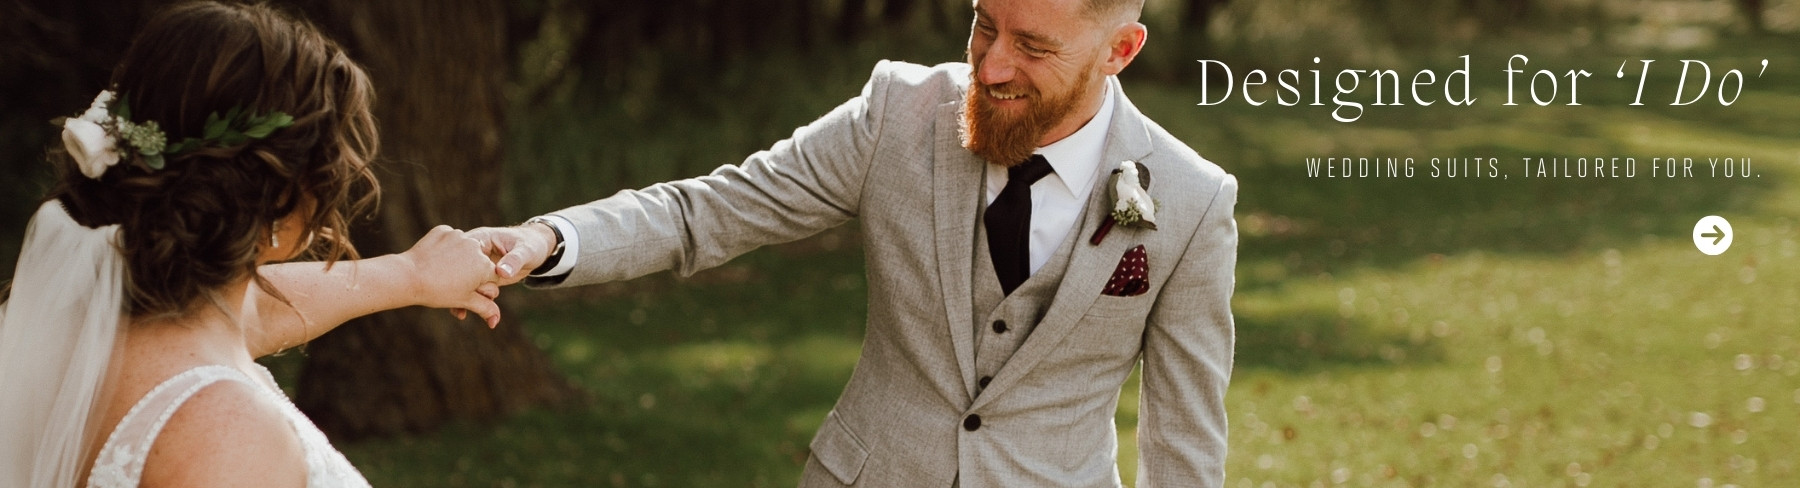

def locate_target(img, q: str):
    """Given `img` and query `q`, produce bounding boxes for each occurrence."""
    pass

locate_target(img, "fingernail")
[498,264,515,277]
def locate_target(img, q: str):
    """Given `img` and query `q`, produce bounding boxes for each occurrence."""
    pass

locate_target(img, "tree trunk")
[1185,0,1228,29]
[1739,0,1766,34]
[882,0,917,27]
[838,0,869,41]
[293,0,580,440]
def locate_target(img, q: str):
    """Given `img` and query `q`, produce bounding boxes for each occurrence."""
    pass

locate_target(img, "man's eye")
[1020,44,1050,57]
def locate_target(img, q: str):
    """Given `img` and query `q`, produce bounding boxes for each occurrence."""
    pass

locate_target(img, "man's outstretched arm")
[475,62,909,287]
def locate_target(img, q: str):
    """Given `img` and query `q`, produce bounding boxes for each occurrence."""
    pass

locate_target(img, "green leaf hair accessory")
[164,105,295,161]
[53,90,294,178]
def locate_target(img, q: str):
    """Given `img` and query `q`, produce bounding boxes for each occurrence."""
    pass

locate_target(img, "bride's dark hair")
[46,1,380,319]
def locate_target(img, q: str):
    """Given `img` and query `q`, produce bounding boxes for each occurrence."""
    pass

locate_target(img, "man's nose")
[976,44,1017,87]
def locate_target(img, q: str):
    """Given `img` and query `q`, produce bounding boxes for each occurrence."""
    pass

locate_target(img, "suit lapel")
[970,78,1155,410]
[932,99,984,403]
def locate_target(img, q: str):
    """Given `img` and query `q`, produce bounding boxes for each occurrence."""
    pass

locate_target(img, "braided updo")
[46,1,380,319]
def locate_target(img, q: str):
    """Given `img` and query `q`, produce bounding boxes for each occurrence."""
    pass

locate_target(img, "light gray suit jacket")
[536,61,1237,488]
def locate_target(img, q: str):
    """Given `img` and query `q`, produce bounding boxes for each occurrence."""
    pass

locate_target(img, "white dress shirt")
[983,81,1115,277]
[534,81,1116,280]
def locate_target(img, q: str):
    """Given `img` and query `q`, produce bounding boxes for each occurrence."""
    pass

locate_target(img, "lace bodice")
[87,365,371,488]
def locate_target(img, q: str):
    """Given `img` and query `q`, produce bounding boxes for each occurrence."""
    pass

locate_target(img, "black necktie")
[985,155,1054,295]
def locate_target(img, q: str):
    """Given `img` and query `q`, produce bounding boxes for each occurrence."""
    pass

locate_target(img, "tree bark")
[294,0,580,440]
[1738,0,1766,34]
[838,0,869,41]
[1185,0,1228,30]
[882,0,918,27]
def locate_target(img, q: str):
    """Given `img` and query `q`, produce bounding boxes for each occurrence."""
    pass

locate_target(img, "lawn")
[301,37,1800,487]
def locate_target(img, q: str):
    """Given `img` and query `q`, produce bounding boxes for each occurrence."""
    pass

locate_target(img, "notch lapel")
[932,99,984,403]
[969,78,1155,411]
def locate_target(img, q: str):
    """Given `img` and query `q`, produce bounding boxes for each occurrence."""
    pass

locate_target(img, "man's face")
[962,0,1108,166]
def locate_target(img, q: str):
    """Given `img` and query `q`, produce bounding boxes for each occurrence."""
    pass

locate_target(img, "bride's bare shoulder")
[136,376,307,488]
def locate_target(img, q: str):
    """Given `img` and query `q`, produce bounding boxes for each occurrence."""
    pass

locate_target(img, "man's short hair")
[1085,0,1145,21]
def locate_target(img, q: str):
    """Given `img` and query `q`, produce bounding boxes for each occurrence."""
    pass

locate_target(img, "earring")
[271,222,281,249]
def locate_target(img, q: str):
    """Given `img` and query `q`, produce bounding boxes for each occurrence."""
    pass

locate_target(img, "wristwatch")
[524,216,565,275]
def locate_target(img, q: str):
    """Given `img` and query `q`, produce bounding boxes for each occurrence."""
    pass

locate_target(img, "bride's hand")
[400,225,502,327]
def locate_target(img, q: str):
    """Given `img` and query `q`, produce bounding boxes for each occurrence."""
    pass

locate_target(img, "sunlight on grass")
[1220,233,1800,486]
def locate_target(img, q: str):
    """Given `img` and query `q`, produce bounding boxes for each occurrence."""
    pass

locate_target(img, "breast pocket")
[1059,296,1154,360]
[1085,293,1154,319]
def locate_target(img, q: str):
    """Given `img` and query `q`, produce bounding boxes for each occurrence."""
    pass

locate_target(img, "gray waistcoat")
[969,194,1088,396]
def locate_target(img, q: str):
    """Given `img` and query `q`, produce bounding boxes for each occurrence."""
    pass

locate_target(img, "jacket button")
[963,414,982,431]
[991,320,1008,333]
[979,376,992,388]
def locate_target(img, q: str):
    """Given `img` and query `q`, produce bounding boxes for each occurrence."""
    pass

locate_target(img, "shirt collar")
[1035,79,1114,196]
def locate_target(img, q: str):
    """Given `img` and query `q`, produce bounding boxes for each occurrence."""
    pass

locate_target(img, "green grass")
[338,236,871,487]
[339,36,1800,488]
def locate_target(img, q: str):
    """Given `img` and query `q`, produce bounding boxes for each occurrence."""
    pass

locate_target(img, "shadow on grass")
[1235,310,1444,372]
[329,232,875,487]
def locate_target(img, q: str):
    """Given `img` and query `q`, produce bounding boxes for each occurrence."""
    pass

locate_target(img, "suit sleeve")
[527,63,895,287]
[1136,174,1237,488]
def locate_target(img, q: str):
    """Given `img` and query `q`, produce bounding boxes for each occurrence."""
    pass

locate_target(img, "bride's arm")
[245,226,500,357]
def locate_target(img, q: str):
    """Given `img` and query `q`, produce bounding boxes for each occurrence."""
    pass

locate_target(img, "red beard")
[960,68,1091,167]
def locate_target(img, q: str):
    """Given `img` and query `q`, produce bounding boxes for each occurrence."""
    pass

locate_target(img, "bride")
[0,2,502,487]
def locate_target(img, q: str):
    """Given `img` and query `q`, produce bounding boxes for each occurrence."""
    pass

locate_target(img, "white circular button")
[1693,216,1732,256]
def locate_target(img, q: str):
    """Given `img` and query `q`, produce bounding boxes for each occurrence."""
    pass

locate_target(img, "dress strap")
[86,365,255,488]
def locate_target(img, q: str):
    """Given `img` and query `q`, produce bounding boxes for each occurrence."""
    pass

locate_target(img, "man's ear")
[1101,22,1147,76]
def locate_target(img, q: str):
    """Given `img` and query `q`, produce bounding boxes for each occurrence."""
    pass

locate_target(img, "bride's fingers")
[463,294,502,328]
[451,308,468,320]
[477,282,500,300]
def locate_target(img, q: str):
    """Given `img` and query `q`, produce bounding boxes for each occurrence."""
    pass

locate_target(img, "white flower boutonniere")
[1111,160,1158,230]
[1090,160,1158,245]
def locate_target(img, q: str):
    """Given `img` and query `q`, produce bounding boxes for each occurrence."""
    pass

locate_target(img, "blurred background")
[4,0,1800,486]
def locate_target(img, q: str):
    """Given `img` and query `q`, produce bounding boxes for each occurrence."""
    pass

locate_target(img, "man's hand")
[468,222,558,286]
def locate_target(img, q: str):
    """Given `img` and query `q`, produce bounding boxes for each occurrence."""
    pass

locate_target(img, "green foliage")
[164,105,294,158]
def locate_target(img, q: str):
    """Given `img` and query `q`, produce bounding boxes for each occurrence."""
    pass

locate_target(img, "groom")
[476,0,1236,486]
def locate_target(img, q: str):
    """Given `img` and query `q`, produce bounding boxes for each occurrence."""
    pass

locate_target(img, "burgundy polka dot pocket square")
[1102,245,1150,297]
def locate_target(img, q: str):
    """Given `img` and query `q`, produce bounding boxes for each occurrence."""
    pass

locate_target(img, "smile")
[987,87,1026,100]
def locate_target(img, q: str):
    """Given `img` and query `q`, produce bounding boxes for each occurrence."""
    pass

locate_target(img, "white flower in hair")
[57,89,291,178]
[63,91,121,179]
[81,91,114,123]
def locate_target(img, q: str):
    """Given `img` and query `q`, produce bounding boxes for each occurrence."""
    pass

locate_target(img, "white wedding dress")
[1,203,375,488]
[85,364,372,488]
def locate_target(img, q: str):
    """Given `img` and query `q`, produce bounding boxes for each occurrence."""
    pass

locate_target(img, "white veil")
[0,201,127,487]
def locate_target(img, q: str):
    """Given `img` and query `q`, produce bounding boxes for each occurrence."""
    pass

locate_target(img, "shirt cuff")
[528,214,580,278]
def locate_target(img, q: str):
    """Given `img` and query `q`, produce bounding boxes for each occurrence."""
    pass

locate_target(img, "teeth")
[988,88,1023,100]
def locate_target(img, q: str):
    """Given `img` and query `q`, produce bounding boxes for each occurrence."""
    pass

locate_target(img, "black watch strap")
[526,217,566,275]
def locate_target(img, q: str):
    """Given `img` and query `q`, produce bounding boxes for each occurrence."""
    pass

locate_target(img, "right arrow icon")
[1693,216,1733,255]
[1701,225,1725,246]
